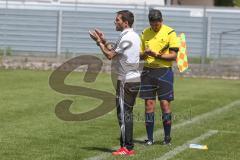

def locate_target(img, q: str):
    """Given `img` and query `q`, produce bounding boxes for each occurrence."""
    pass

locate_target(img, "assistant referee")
[140,9,180,145]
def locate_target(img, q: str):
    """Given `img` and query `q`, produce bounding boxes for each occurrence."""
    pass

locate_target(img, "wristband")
[156,54,162,59]
[102,39,107,45]
[96,41,101,46]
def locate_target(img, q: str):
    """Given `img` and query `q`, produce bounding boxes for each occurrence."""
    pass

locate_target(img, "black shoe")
[144,139,154,146]
[160,136,171,145]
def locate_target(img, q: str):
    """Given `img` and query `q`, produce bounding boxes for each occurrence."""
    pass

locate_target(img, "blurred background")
[0,0,240,78]
[0,1,239,160]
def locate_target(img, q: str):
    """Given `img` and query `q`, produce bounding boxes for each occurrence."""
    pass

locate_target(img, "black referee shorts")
[140,67,174,101]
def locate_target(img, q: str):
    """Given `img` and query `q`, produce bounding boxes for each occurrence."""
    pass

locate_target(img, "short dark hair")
[116,10,134,27]
[148,9,163,22]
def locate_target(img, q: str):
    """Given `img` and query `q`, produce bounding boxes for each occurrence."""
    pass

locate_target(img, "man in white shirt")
[89,10,140,156]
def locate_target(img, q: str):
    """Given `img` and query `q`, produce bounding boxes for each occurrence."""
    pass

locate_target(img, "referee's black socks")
[145,112,154,141]
[162,112,172,138]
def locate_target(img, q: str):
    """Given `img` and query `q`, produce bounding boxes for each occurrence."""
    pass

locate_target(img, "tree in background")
[214,0,234,6]
[234,0,240,7]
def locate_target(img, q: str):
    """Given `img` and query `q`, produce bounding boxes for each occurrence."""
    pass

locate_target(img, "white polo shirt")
[112,28,141,82]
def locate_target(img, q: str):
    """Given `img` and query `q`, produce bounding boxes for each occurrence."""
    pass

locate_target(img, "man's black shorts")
[140,67,174,101]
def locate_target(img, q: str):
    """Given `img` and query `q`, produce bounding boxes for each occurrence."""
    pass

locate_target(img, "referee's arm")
[140,52,148,60]
[157,30,179,61]
[158,48,178,61]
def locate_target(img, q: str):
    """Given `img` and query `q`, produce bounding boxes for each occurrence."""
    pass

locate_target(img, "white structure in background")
[172,0,214,6]
[0,0,165,5]
[61,0,164,5]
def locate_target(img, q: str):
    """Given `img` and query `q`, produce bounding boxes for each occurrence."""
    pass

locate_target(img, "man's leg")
[114,102,135,156]
[116,81,139,150]
[116,104,134,150]
[140,67,157,145]
[157,68,174,144]
[160,100,172,144]
[145,99,155,144]
[124,105,134,150]
[124,82,139,150]
[116,80,124,148]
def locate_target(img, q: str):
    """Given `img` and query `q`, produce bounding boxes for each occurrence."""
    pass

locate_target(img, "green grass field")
[0,69,239,160]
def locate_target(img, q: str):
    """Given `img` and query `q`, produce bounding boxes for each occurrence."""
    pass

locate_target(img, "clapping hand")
[89,28,106,44]
[89,30,101,43]
[95,29,106,44]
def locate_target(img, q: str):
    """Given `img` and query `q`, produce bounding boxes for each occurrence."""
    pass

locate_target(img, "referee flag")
[176,33,189,72]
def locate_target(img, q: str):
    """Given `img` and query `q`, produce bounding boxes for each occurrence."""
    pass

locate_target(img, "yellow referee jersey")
[140,24,180,68]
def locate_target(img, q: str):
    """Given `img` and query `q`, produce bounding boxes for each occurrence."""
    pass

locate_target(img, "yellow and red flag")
[176,33,188,72]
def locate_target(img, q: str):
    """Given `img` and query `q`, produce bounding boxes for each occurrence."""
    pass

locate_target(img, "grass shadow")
[81,147,115,153]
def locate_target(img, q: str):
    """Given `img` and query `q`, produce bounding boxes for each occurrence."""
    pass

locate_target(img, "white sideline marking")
[148,100,240,140]
[155,130,218,160]
[219,130,239,134]
[85,100,240,160]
